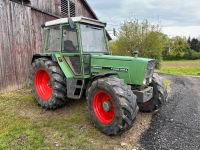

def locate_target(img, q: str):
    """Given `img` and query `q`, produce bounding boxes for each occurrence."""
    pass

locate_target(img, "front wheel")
[139,73,168,112]
[87,77,139,135]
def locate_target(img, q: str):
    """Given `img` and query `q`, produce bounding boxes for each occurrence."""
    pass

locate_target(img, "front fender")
[87,71,118,87]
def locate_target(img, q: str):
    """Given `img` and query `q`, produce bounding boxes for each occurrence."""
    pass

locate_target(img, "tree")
[109,41,131,56]
[170,36,190,57]
[140,31,168,67]
[190,38,200,52]
[109,18,167,68]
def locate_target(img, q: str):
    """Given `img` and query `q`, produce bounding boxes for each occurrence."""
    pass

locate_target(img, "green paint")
[91,55,152,85]
[41,17,155,85]
[55,53,74,78]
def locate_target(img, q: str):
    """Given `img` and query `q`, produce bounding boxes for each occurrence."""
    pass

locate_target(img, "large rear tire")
[139,73,168,112]
[30,58,67,109]
[87,77,138,135]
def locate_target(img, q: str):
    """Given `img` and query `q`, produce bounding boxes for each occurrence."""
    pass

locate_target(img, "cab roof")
[45,17,107,27]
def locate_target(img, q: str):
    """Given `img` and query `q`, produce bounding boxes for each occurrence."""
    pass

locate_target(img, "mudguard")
[31,53,74,78]
[31,53,57,63]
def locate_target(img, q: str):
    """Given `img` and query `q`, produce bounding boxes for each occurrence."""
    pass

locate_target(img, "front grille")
[145,60,155,84]
[147,60,155,76]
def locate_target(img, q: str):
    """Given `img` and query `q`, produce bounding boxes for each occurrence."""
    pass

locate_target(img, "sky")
[87,0,200,38]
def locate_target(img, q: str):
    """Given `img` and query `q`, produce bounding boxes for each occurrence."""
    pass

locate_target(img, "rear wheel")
[87,77,138,135]
[30,58,67,109]
[139,73,168,112]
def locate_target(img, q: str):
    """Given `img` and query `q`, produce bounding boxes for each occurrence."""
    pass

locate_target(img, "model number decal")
[92,66,128,72]
[111,67,128,72]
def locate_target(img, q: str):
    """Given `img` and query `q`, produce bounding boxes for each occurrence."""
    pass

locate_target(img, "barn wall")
[0,0,56,91]
[0,0,96,91]
[31,9,56,54]
[0,1,32,91]
[75,0,95,18]
[30,0,96,19]
[30,0,61,16]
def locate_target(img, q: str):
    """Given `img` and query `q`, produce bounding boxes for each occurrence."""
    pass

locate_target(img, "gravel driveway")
[140,74,200,150]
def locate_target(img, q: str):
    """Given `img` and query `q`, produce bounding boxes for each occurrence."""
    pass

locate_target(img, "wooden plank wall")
[0,0,56,91]
[0,0,96,92]
[30,0,61,16]
[74,0,95,19]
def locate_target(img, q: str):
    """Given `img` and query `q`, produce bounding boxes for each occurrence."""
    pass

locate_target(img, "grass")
[0,89,153,150]
[0,76,171,149]
[0,90,107,150]
[158,59,200,76]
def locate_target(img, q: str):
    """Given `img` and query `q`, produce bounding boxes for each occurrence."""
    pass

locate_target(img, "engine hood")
[91,54,155,85]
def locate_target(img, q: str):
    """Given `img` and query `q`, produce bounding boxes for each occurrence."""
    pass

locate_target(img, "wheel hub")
[93,90,115,124]
[102,100,112,112]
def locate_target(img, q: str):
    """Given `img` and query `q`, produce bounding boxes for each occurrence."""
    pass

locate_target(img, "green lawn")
[159,59,200,76]
[0,90,152,150]
[0,76,171,149]
[0,91,100,150]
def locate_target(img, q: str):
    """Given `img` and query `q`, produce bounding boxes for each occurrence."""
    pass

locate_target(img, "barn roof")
[82,0,98,20]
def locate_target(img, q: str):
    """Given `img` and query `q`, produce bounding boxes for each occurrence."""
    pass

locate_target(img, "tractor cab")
[43,17,109,76]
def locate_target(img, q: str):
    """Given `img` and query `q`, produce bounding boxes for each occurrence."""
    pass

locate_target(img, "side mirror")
[68,18,75,29]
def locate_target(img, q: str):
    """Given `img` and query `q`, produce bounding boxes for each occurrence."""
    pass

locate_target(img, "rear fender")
[31,53,74,78]
[31,54,57,63]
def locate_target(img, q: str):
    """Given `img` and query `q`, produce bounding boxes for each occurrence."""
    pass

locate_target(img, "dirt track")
[140,74,200,150]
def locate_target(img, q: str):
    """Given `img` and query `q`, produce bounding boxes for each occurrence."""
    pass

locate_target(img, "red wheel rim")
[34,69,52,101]
[93,90,115,124]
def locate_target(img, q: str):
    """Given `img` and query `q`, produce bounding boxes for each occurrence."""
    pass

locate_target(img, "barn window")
[10,0,31,5]
[61,0,76,17]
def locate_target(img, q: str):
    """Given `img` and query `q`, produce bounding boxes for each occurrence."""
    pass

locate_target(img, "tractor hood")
[91,55,155,85]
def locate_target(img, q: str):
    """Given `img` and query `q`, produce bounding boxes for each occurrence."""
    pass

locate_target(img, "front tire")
[30,58,68,109]
[139,73,168,112]
[87,77,138,135]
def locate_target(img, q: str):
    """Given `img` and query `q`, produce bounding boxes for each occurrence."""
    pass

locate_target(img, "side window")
[48,26,60,51]
[62,26,78,52]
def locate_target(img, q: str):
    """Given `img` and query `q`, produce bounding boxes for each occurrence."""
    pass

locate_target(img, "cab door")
[61,25,82,75]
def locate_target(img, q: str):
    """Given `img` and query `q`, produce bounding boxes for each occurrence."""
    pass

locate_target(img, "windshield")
[80,24,108,53]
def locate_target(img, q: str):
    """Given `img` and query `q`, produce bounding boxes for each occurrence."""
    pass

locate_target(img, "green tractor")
[30,17,167,135]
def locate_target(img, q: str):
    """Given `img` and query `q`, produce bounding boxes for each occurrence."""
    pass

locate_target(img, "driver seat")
[63,40,76,52]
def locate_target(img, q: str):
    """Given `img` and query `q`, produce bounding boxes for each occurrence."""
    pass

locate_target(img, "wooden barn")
[0,0,98,91]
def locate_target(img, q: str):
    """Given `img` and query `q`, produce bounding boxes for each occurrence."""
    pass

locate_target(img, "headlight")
[143,78,147,85]
[149,77,152,83]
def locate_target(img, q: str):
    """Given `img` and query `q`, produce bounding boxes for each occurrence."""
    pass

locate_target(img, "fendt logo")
[92,66,128,72]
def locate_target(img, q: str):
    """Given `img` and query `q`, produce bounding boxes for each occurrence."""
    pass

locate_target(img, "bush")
[163,50,200,60]
[184,50,200,60]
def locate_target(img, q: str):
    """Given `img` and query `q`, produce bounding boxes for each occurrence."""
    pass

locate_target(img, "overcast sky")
[87,0,200,38]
